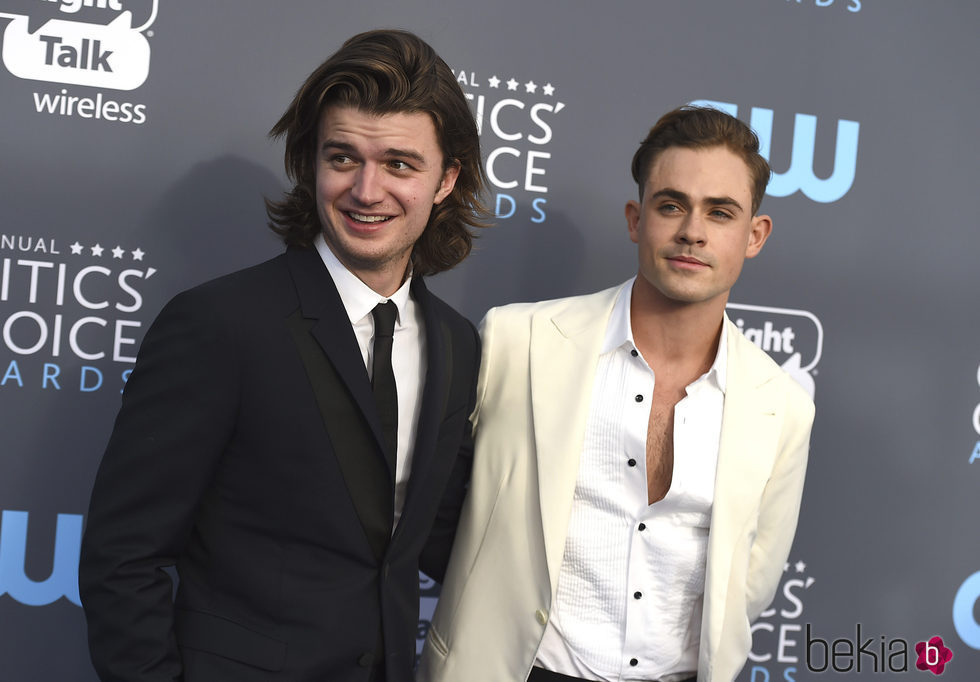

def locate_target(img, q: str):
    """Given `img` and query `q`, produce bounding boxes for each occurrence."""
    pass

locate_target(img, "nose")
[676,214,706,246]
[350,164,384,205]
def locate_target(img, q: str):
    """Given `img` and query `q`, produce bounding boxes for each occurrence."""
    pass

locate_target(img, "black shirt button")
[634,394,643,402]
[634,591,642,599]
[627,458,636,467]
[630,658,639,666]
[638,523,646,531]
[631,349,638,357]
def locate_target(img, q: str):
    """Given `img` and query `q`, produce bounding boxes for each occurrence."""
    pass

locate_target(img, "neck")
[357,267,410,298]
[629,280,726,380]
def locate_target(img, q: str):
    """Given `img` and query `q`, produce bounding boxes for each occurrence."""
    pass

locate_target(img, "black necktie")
[371,301,398,469]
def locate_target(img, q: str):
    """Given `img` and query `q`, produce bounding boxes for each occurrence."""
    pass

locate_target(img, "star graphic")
[783,562,790,572]
[132,248,145,261]
[488,75,501,88]
[543,83,555,96]
[506,78,518,91]
[70,241,83,255]
[525,80,537,94]
[795,560,807,573]
[112,246,125,259]
[91,243,104,257]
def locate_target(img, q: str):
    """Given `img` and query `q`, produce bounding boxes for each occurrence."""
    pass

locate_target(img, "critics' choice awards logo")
[451,67,564,224]
[741,561,956,679]
[0,233,158,394]
[742,558,815,682]
[0,0,158,124]
[691,99,859,204]
[726,303,822,399]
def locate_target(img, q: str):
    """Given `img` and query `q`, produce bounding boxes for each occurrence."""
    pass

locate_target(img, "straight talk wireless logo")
[0,0,158,124]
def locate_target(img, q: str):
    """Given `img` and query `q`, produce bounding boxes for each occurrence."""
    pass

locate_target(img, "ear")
[625,200,641,245]
[433,161,461,204]
[744,213,773,259]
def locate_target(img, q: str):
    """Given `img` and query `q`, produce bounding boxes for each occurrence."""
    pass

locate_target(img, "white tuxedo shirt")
[418,284,815,682]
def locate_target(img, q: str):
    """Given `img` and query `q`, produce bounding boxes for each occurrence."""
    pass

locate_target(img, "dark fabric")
[78,246,479,682]
[371,301,399,468]
[528,667,697,682]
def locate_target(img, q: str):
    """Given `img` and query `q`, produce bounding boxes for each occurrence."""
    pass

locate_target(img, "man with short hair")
[79,29,486,682]
[419,106,815,682]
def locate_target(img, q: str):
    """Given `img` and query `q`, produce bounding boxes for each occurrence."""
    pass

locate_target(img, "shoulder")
[727,320,815,419]
[165,253,291,315]
[483,283,624,333]
[145,253,293,347]
[413,279,480,356]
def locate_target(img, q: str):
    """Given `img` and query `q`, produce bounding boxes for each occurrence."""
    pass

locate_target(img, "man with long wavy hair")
[80,29,487,682]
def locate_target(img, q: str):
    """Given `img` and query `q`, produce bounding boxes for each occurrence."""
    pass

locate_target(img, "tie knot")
[372,301,397,339]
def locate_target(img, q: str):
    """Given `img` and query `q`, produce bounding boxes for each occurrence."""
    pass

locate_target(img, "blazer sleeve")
[78,288,240,682]
[744,380,815,622]
[418,317,481,583]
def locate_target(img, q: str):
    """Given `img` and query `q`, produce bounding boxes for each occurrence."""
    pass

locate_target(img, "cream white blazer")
[418,284,815,682]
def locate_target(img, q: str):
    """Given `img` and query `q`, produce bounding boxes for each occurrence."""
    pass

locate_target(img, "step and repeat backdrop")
[1,1,978,680]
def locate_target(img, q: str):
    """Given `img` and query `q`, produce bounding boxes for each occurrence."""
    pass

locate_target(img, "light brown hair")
[631,106,771,215]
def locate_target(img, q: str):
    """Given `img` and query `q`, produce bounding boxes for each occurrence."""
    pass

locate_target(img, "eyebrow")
[649,188,744,212]
[320,139,427,165]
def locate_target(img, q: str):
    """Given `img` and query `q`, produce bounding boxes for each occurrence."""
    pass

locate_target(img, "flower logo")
[915,636,953,675]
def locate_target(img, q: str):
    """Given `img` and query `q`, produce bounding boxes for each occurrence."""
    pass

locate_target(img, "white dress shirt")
[314,234,426,526]
[534,278,727,681]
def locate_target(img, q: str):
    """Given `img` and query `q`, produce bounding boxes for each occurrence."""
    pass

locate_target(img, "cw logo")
[690,99,859,203]
[0,509,82,606]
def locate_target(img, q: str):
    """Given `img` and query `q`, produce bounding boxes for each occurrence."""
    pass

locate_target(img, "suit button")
[358,652,374,668]
[535,609,548,625]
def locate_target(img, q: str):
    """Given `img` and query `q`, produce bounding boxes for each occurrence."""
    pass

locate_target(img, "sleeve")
[78,288,240,682]
[744,382,815,622]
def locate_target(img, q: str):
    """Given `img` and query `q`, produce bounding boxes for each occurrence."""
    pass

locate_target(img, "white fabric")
[535,280,726,681]
[315,234,425,525]
[416,283,814,682]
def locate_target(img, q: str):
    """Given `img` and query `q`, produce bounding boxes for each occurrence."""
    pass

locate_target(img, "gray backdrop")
[1,1,978,680]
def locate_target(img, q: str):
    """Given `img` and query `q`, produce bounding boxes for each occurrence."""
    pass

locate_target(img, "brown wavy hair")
[631,106,772,215]
[265,29,489,275]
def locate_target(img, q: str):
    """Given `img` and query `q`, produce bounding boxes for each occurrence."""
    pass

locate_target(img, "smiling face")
[626,144,772,312]
[315,105,460,295]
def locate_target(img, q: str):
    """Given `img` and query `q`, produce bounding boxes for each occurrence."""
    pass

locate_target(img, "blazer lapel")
[702,319,783,658]
[285,246,393,561]
[529,285,620,590]
[394,277,452,536]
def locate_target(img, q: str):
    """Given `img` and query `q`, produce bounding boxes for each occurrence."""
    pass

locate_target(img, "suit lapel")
[394,277,452,537]
[284,246,392,561]
[702,319,782,658]
[530,286,620,590]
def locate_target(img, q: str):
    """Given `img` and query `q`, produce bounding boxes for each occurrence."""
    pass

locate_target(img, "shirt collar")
[602,277,728,394]
[314,233,413,327]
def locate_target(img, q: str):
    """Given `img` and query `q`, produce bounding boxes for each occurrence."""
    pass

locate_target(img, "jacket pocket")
[175,609,287,671]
